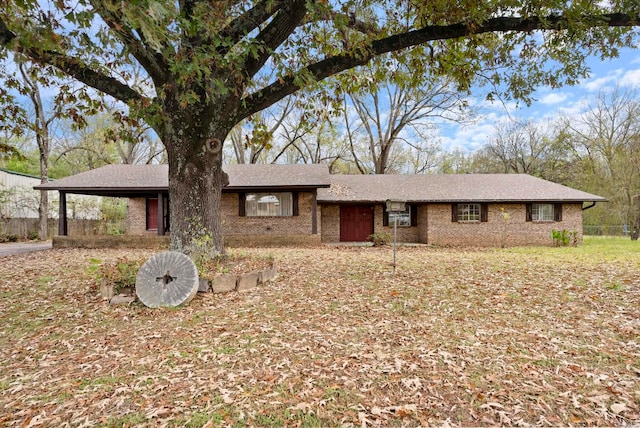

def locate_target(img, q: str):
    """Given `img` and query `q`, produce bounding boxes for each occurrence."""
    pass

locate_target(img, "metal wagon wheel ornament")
[136,251,199,308]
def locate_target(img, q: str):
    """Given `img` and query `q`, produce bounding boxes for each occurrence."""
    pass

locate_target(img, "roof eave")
[318,198,608,203]
[224,184,331,192]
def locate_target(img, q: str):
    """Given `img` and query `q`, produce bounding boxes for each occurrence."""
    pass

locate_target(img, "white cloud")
[620,69,640,88]
[583,74,618,92]
[538,92,568,105]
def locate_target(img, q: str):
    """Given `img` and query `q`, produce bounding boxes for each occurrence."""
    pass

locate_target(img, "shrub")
[551,229,579,247]
[368,232,392,246]
[0,234,19,243]
[87,257,143,294]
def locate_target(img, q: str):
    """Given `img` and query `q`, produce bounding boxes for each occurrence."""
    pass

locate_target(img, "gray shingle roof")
[34,164,331,195]
[35,165,606,203]
[35,164,168,195]
[224,163,331,189]
[317,174,606,203]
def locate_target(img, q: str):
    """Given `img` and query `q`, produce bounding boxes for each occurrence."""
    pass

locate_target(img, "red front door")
[340,205,374,242]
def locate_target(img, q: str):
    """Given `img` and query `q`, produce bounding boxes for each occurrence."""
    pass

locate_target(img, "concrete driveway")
[0,241,53,257]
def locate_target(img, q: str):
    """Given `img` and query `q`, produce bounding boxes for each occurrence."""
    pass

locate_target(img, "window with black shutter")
[384,204,414,227]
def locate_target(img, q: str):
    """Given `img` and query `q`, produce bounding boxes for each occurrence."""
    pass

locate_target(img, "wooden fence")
[0,218,127,239]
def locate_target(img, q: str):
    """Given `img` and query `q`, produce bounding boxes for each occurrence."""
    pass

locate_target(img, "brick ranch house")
[35,163,606,247]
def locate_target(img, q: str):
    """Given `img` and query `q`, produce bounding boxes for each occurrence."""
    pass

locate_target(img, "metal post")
[393,214,397,274]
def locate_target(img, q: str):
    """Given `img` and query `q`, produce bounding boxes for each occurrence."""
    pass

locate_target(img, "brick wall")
[321,203,427,243]
[373,205,421,243]
[128,197,584,247]
[127,198,150,235]
[418,205,428,243]
[128,192,320,241]
[427,203,584,247]
[221,191,320,237]
[321,202,583,246]
[320,204,340,243]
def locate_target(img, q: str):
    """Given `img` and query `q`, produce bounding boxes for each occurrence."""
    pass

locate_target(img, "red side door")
[340,205,374,242]
[147,198,158,230]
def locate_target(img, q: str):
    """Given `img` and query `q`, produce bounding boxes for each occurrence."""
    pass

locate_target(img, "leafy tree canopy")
[1,1,638,128]
[0,0,638,255]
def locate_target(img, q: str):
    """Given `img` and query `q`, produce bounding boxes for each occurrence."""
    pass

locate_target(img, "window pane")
[245,193,293,217]
[532,203,554,221]
[457,203,480,221]
[388,206,411,227]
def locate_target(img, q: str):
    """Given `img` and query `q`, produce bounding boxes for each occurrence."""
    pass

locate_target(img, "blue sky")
[439,47,640,152]
[6,39,639,161]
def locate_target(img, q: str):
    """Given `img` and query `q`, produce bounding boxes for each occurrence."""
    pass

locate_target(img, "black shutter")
[526,203,532,222]
[292,192,299,216]
[554,203,562,222]
[480,204,488,222]
[239,193,246,216]
[411,205,418,227]
[383,206,389,226]
[451,204,458,222]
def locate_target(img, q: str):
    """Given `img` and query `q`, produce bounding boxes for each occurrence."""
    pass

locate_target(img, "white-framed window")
[388,205,411,227]
[457,203,481,222]
[531,203,554,221]
[245,192,293,217]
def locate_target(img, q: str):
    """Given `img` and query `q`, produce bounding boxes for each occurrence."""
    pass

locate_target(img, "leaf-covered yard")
[0,240,638,427]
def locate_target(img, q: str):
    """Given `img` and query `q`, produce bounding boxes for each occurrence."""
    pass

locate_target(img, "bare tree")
[564,87,640,237]
[225,97,294,164]
[15,59,55,240]
[273,117,348,171]
[486,118,572,181]
[344,67,469,174]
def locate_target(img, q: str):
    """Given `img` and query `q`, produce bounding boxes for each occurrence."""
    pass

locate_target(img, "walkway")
[0,241,53,257]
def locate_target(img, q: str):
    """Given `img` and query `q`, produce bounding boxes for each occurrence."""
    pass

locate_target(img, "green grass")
[102,413,147,427]
[581,235,640,254]
[506,235,639,259]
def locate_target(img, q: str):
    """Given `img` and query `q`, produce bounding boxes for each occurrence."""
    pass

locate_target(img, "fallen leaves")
[0,245,638,426]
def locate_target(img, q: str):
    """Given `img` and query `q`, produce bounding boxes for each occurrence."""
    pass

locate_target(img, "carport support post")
[58,191,68,236]
[158,192,165,236]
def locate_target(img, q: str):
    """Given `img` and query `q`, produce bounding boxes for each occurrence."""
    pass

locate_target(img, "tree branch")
[1,16,143,104]
[32,51,143,104]
[90,0,170,85]
[219,0,287,50]
[0,17,16,46]
[244,0,308,79]
[323,11,380,36]
[237,12,640,120]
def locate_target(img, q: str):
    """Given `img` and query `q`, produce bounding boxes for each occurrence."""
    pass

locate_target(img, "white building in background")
[0,168,102,220]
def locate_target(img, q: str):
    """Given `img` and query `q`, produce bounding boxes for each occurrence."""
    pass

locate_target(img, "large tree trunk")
[167,135,229,258]
[161,95,233,258]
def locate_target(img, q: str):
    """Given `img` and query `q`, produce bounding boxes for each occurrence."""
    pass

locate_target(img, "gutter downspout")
[582,202,597,211]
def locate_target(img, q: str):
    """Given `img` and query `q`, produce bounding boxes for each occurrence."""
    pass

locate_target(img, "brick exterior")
[425,203,583,247]
[373,205,420,242]
[321,202,583,246]
[321,204,427,244]
[129,196,584,247]
[320,204,340,243]
[221,191,320,240]
[127,198,153,235]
